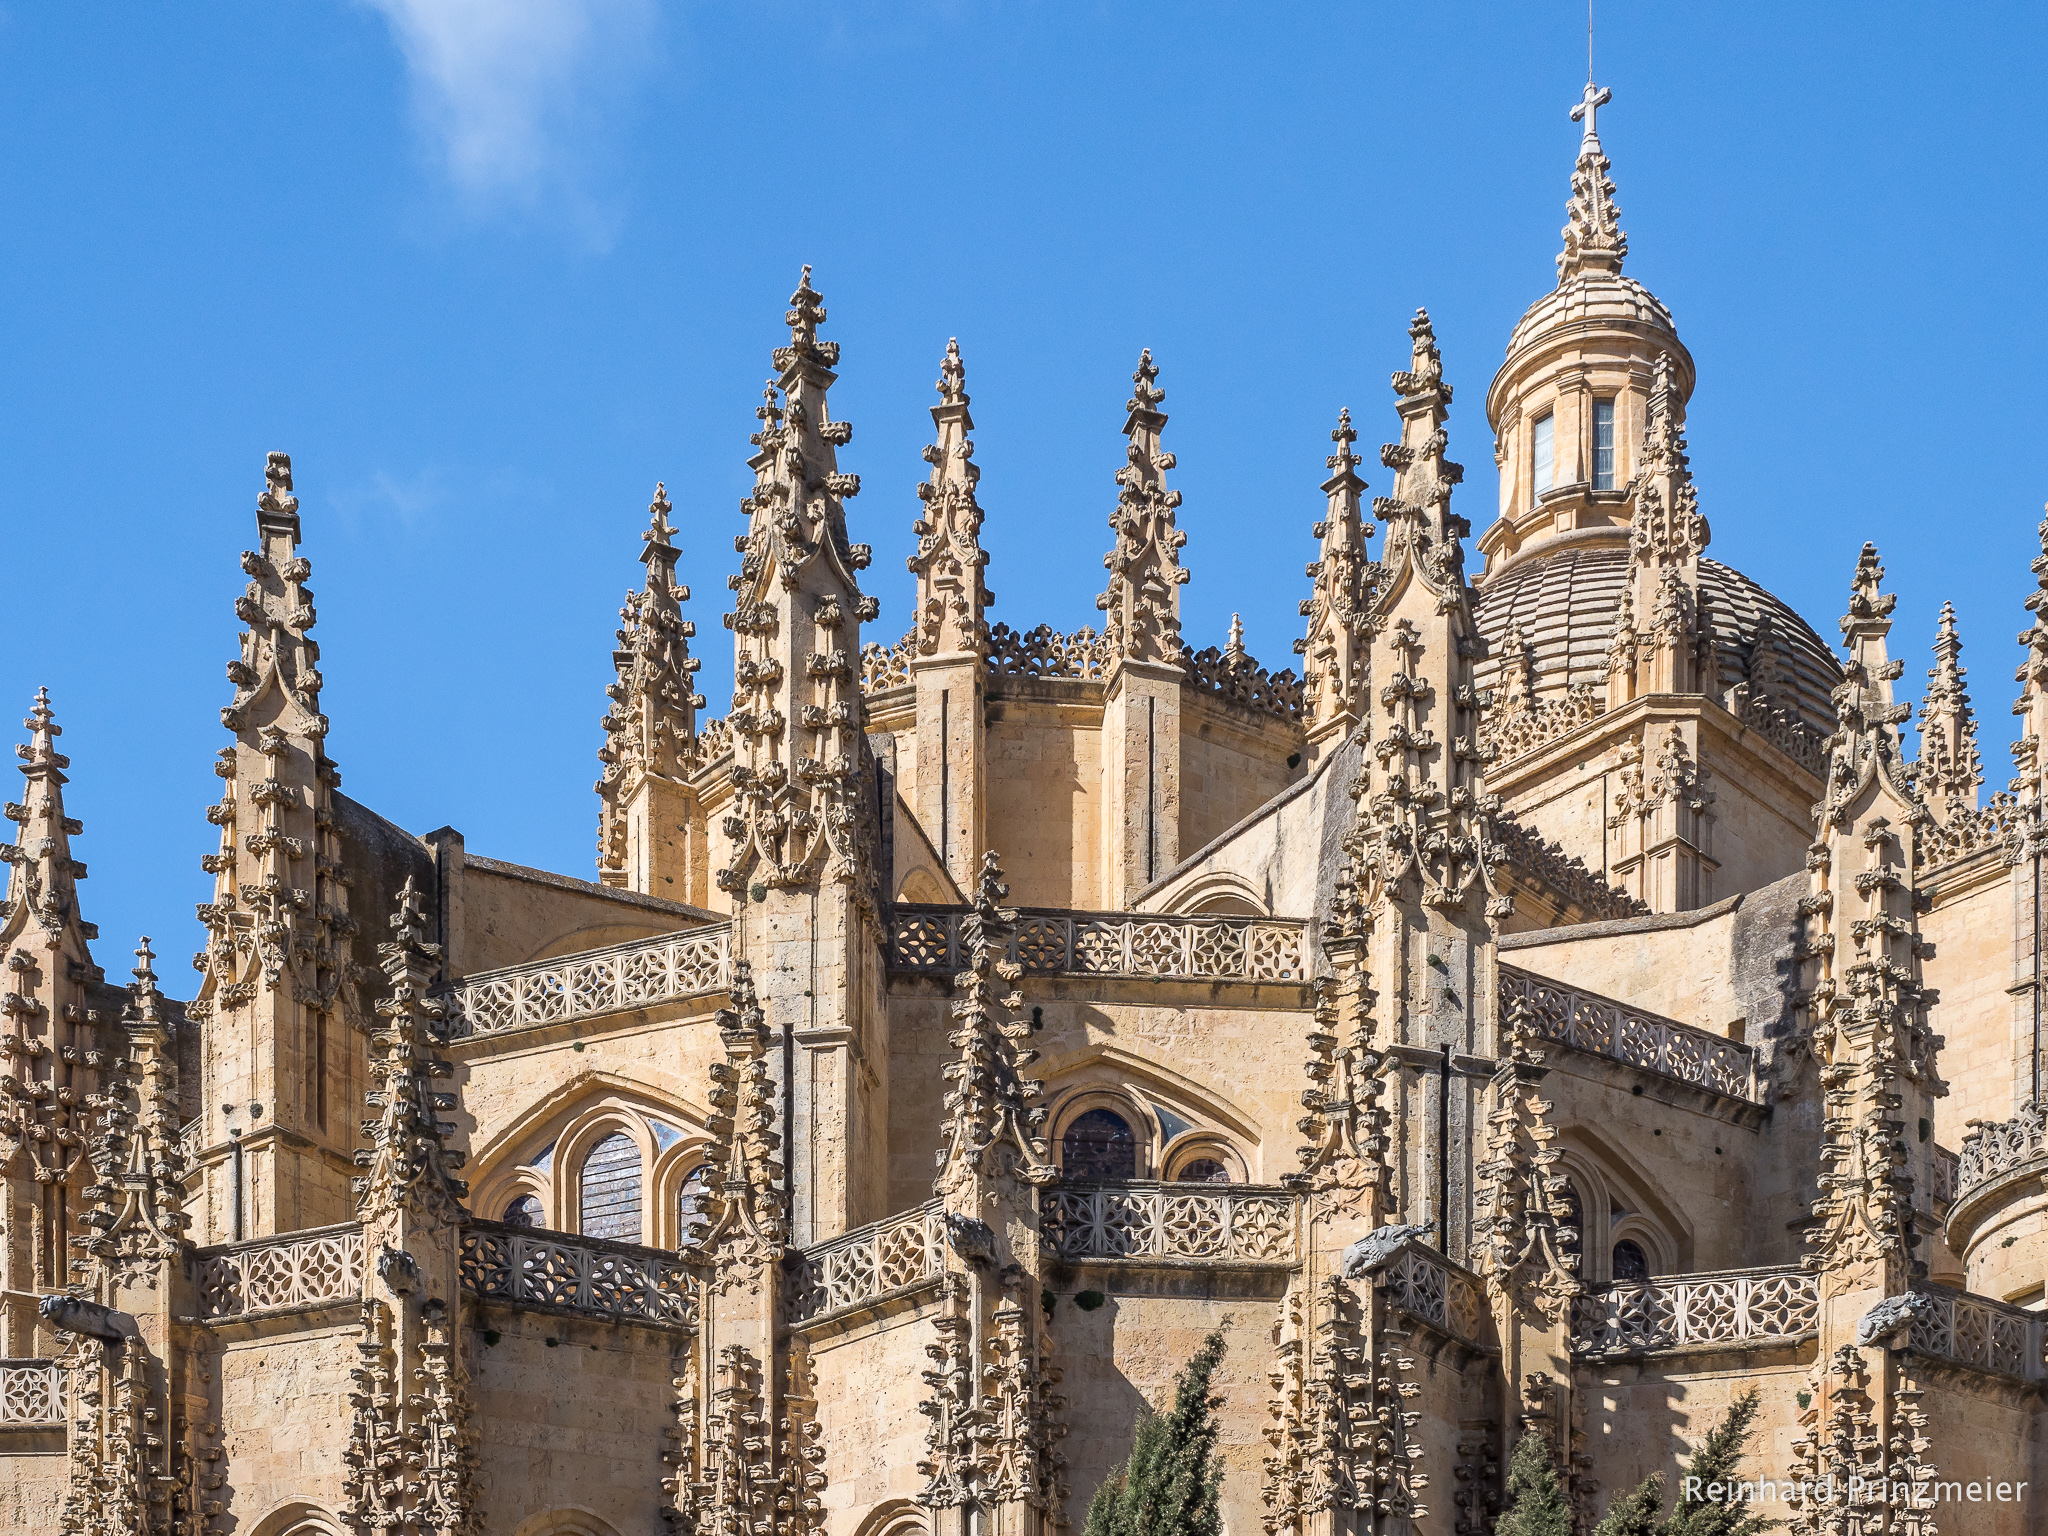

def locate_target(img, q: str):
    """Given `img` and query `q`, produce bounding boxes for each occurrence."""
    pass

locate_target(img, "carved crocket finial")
[647,481,677,545]
[1328,406,1361,473]
[1392,309,1446,401]
[974,847,1012,917]
[1128,348,1164,413]
[937,337,968,408]
[257,450,301,530]
[22,685,61,760]
[389,873,430,947]
[786,264,826,348]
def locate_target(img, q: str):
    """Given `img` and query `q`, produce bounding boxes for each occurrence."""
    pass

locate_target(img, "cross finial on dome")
[1559,81,1627,282]
[1571,80,1611,143]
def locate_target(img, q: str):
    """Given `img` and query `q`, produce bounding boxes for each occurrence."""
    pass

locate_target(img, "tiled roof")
[1472,545,1841,740]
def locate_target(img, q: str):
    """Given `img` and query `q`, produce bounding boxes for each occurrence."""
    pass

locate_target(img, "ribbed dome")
[1472,545,1841,741]
[1504,272,1681,362]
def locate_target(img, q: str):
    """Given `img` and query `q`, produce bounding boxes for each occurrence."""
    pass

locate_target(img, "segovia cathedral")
[4,80,2046,1536]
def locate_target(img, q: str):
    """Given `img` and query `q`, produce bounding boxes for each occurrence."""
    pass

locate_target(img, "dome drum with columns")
[6,80,2048,1536]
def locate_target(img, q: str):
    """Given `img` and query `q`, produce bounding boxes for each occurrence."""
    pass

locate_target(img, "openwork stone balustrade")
[459,1220,695,1328]
[1573,1266,1818,1356]
[788,1200,946,1321]
[0,1360,65,1424]
[1954,1103,2048,1205]
[444,925,732,1038]
[889,907,1307,985]
[1378,1243,1486,1343]
[194,1224,366,1320]
[1499,965,1755,1100]
[1907,1284,2045,1381]
[1043,1182,1297,1263]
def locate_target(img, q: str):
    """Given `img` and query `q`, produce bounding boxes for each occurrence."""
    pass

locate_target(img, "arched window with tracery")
[580,1130,643,1242]
[1062,1108,1137,1181]
[502,1193,543,1229]
[676,1162,713,1246]
[1612,1239,1650,1283]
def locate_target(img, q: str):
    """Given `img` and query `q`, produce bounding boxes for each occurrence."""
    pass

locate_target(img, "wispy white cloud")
[364,0,662,243]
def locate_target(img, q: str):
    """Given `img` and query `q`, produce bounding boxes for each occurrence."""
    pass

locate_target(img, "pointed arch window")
[579,1131,643,1242]
[1612,1239,1650,1283]
[1061,1109,1137,1182]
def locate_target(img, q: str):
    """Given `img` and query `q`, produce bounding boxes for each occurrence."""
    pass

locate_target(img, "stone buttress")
[906,340,993,899]
[719,267,888,1246]
[189,453,364,1238]
[1095,351,1190,907]
[0,690,105,1355]
[597,483,711,904]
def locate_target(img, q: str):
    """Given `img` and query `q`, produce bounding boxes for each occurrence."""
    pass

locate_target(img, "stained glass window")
[1061,1109,1137,1181]
[579,1130,643,1242]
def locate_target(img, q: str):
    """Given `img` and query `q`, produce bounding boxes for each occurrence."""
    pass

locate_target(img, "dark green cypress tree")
[1496,1431,1573,1536]
[1665,1389,1770,1536]
[1592,1473,1664,1536]
[1081,1331,1227,1536]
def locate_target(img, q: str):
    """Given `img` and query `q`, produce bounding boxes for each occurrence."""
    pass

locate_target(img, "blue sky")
[2,2,2044,978]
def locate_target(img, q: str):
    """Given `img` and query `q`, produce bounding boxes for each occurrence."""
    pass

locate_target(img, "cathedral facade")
[4,82,2045,1536]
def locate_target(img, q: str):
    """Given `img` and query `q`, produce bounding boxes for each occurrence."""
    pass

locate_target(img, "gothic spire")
[195,451,355,1105]
[1558,80,1627,283]
[908,338,994,657]
[1607,353,1712,705]
[2013,506,2048,805]
[1801,543,1943,1294]
[596,482,706,884]
[1819,543,1917,837]
[1296,407,1375,743]
[2,688,94,948]
[1914,602,1981,823]
[351,877,468,1228]
[1372,311,1468,610]
[719,267,879,896]
[1627,354,1707,558]
[1095,349,1189,664]
[73,939,189,1285]
[0,687,105,1284]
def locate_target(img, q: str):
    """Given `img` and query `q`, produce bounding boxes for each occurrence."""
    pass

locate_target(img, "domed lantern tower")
[1481,82,1693,577]
[1471,84,1841,914]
